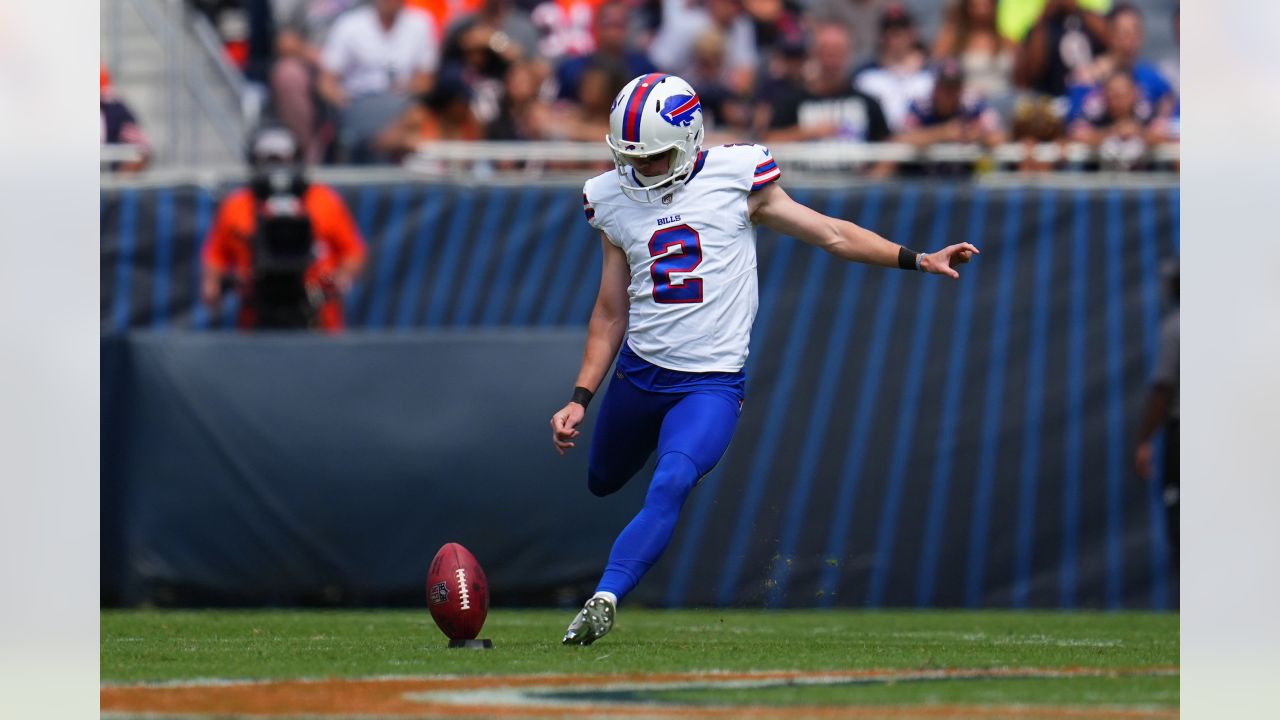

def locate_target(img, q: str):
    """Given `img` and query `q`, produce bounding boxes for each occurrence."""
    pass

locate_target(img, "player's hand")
[1134,440,1155,481]
[920,243,980,279]
[550,402,586,456]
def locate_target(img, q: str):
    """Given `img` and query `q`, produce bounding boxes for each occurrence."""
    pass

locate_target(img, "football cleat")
[561,596,615,645]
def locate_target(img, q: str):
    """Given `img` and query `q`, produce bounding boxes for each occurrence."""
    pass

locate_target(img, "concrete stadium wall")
[101,182,1180,609]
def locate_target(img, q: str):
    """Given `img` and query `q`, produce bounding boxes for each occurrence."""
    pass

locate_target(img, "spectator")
[1135,259,1178,566]
[751,29,807,138]
[376,70,486,161]
[1010,95,1064,139]
[997,0,1110,44]
[764,24,892,152]
[932,0,1016,102]
[853,4,934,134]
[549,57,631,142]
[487,59,554,140]
[1009,94,1066,172]
[406,0,482,40]
[1069,4,1175,124]
[1157,3,1178,97]
[555,4,656,101]
[741,0,803,55]
[804,0,885,68]
[649,0,758,96]
[1013,0,1109,97]
[1068,71,1156,170]
[319,0,440,163]
[443,0,542,64]
[529,0,603,63]
[193,1,249,71]
[201,126,367,331]
[270,0,362,163]
[100,65,152,173]
[683,29,751,137]
[896,58,1006,175]
[440,20,521,127]
[1152,3,1179,142]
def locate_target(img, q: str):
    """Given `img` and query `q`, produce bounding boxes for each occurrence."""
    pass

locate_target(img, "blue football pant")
[587,375,741,601]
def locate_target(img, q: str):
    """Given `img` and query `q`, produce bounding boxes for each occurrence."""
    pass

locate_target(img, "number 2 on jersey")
[648,224,703,304]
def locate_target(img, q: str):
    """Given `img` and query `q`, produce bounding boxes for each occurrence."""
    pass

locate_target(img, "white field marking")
[400,667,1180,709]
[882,631,1125,648]
[988,635,1123,648]
[102,666,1177,690]
[103,670,707,689]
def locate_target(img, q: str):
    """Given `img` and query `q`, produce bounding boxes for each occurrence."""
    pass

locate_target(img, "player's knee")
[587,465,625,497]
[646,452,700,511]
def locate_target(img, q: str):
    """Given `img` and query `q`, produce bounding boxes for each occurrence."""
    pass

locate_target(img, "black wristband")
[897,246,922,271]
[570,386,593,409]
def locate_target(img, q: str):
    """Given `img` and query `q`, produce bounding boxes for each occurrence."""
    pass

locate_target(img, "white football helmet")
[606,73,705,203]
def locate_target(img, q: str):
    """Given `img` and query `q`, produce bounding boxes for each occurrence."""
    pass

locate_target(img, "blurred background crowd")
[102,0,1181,175]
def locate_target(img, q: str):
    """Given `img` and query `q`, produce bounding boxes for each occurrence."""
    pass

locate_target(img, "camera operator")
[201,125,367,331]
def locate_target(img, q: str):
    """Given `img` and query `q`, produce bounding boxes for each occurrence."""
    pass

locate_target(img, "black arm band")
[570,386,594,408]
[897,246,922,271]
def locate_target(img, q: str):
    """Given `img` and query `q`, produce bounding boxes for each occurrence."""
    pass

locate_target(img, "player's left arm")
[748,182,979,278]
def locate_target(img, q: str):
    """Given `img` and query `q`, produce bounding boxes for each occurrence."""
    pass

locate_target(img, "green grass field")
[101,609,1177,717]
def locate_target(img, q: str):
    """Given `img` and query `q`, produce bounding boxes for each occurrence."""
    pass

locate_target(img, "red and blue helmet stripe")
[621,73,669,143]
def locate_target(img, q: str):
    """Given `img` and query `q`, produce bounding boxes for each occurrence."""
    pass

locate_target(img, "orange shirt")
[204,183,365,279]
[202,183,366,329]
[405,0,481,40]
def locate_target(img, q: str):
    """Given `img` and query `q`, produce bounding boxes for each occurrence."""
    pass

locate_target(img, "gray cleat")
[561,597,615,645]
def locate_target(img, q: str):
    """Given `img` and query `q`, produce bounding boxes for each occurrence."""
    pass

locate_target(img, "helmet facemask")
[606,126,703,203]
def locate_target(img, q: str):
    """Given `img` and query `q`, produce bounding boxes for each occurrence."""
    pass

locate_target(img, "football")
[426,542,489,640]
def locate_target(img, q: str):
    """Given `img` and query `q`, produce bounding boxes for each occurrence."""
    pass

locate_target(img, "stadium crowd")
[121,0,1183,174]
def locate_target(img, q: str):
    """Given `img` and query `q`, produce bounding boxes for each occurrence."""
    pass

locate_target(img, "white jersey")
[582,143,782,373]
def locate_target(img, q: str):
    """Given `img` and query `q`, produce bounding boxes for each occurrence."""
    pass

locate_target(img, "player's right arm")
[550,232,630,455]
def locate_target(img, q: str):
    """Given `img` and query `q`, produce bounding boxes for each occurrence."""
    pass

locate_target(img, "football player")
[551,74,977,645]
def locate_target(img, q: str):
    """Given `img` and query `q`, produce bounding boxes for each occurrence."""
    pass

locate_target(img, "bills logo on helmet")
[659,94,701,128]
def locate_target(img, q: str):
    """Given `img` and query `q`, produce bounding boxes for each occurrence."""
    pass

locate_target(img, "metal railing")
[101,144,148,167]
[189,8,264,136]
[101,162,1181,195]
[102,0,251,167]
[405,140,1180,168]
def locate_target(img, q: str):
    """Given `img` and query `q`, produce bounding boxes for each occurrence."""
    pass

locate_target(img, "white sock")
[592,591,618,607]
